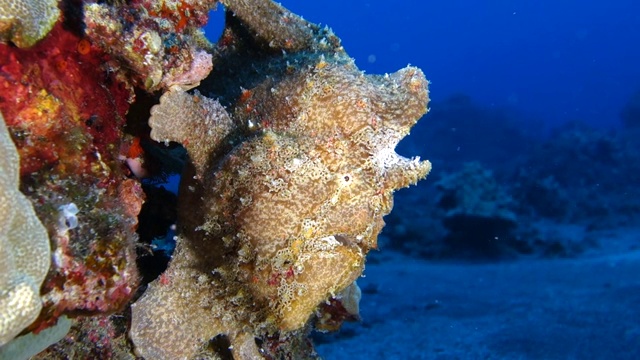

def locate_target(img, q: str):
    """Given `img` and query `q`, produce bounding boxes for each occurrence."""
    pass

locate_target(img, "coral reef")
[0,1,144,346]
[0,22,133,176]
[37,178,143,322]
[30,314,135,360]
[0,113,51,346]
[0,0,431,357]
[0,0,59,48]
[129,0,431,358]
[512,121,640,228]
[84,0,217,91]
[434,162,517,257]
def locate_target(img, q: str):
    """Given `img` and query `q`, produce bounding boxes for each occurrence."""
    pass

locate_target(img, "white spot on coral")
[58,203,79,230]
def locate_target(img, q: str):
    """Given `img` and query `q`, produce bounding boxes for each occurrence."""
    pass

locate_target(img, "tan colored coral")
[130,1,431,359]
[0,0,59,48]
[149,90,235,178]
[221,0,315,50]
[0,113,51,346]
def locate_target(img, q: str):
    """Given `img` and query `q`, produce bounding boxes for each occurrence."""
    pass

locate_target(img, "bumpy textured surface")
[84,0,216,91]
[149,90,235,178]
[130,1,431,358]
[0,20,141,335]
[221,0,315,50]
[0,113,50,346]
[0,0,59,48]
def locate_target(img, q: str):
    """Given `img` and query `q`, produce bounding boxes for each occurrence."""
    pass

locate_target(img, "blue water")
[199,2,640,359]
[206,0,640,129]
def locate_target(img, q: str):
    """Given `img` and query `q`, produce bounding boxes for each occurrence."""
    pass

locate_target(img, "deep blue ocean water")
[207,0,640,130]
[198,2,640,359]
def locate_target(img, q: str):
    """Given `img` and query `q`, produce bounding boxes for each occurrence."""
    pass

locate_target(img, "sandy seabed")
[315,227,640,360]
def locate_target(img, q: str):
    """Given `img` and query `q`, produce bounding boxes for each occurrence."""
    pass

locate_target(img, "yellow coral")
[0,113,51,346]
[0,0,60,48]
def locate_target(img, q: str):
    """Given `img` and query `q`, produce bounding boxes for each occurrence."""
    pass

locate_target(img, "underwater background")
[0,0,639,359]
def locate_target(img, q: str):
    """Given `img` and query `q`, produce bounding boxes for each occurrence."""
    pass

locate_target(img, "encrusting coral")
[0,113,51,346]
[0,0,59,48]
[130,0,432,358]
[0,1,144,347]
[149,89,235,177]
[84,0,217,91]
